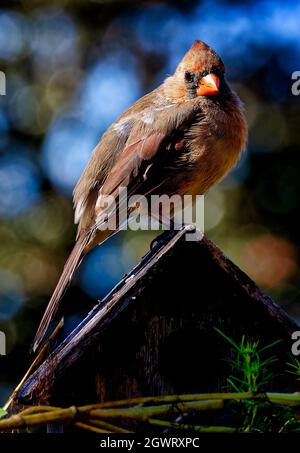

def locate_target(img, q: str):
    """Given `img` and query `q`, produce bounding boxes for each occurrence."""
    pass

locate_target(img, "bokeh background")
[0,0,300,404]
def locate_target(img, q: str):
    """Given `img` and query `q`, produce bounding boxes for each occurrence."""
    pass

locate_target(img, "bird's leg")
[149,211,203,248]
[149,212,183,250]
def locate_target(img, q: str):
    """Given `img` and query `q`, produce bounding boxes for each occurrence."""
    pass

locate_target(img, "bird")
[33,39,247,352]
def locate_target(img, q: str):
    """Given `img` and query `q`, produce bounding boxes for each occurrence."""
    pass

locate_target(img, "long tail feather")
[32,237,88,353]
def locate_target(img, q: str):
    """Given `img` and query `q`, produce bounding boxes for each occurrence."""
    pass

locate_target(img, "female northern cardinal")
[33,40,247,352]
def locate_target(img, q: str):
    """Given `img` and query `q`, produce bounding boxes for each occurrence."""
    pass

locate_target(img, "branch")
[2,392,300,432]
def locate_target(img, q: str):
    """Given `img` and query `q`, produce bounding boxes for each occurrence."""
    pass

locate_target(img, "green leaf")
[0,407,7,419]
[258,339,282,354]
[214,327,240,351]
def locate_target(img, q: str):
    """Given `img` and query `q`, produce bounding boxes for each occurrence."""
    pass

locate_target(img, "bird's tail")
[32,236,89,353]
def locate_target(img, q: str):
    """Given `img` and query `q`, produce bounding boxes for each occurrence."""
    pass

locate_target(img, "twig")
[78,391,253,410]
[85,419,132,433]
[0,406,78,430]
[266,393,300,405]
[75,422,110,433]
[18,406,59,416]
[2,392,300,432]
[89,400,224,420]
[148,418,238,433]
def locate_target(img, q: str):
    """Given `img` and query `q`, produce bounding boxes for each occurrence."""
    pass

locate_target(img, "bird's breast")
[180,104,247,196]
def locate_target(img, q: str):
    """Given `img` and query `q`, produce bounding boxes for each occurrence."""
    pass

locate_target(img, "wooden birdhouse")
[17,227,299,407]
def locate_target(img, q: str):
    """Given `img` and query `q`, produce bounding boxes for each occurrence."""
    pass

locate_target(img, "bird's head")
[164,40,225,101]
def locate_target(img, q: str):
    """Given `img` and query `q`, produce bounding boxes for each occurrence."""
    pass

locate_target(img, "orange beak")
[196,73,220,96]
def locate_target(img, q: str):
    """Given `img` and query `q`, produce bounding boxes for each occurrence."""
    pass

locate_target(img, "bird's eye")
[184,71,194,83]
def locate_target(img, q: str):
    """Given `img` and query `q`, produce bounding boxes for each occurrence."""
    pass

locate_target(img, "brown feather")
[32,237,87,352]
[100,132,166,197]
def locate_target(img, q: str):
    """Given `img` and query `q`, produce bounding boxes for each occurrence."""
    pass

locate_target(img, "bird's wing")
[73,122,133,234]
[91,103,204,233]
[99,131,166,198]
[92,130,167,228]
[94,102,201,216]
[73,90,165,234]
